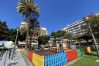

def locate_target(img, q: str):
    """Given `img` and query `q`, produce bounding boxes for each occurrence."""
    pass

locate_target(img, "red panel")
[66,50,78,62]
[28,51,33,62]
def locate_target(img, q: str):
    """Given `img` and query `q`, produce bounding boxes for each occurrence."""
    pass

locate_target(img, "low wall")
[23,48,83,66]
[28,51,32,62]
[66,50,78,62]
[33,53,44,66]
[77,48,83,57]
[44,52,67,66]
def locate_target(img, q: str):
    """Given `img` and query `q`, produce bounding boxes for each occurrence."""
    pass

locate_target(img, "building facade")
[20,21,48,36]
[40,27,48,36]
[20,21,48,47]
[62,20,87,37]
[62,13,99,38]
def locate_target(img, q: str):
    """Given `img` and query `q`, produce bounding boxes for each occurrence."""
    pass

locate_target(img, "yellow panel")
[87,47,91,53]
[32,53,44,66]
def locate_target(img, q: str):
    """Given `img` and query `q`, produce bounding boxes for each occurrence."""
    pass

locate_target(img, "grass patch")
[68,54,99,66]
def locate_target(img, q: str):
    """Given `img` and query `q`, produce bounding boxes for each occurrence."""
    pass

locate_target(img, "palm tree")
[17,0,40,49]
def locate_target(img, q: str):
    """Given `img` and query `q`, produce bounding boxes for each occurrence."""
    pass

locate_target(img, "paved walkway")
[0,50,27,66]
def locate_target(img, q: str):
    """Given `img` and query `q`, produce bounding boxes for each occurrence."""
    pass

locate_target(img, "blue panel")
[44,51,67,66]
[71,45,77,50]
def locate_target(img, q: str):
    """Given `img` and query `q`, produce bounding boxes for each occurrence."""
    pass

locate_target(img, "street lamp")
[11,28,19,60]
[86,16,99,61]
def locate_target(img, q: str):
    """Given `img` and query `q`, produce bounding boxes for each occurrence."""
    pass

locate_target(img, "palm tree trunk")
[29,31,32,50]
[26,22,29,49]
[29,35,31,50]
[26,14,31,50]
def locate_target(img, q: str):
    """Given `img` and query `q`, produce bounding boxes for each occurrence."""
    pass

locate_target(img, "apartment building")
[20,21,48,36]
[19,21,48,47]
[62,20,87,37]
[40,27,48,36]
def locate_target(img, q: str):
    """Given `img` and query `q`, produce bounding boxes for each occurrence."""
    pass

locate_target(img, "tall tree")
[0,21,17,41]
[0,21,8,40]
[38,35,50,48]
[51,30,67,38]
[57,30,66,37]
[83,15,99,37]
[51,32,58,38]
[17,0,40,50]
[83,14,99,59]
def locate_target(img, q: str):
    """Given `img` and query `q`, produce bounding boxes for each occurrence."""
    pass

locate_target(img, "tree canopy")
[0,20,26,41]
[38,35,50,47]
[51,30,72,39]
[17,0,39,18]
[0,21,16,41]
[83,14,99,39]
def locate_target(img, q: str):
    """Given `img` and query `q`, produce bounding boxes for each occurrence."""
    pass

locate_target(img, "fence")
[66,50,78,62]
[77,48,83,57]
[71,45,76,50]
[22,49,83,66]
[28,51,33,62]
[44,52,67,66]
[26,50,28,57]
[32,52,44,66]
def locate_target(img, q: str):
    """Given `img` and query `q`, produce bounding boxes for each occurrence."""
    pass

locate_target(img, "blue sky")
[0,0,99,34]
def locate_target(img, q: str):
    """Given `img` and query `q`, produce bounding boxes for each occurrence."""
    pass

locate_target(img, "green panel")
[81,48,84,55]
[26,50,28,57]
[77,48,83,57]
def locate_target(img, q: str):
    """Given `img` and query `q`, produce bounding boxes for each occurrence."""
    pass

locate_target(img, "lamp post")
[86,16,99,61]
[11,28,19,60]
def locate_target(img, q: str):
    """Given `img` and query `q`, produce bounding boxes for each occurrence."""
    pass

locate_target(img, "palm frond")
[17,0,40,17]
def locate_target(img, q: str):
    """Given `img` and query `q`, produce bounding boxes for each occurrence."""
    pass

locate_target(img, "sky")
[0,0,99,34]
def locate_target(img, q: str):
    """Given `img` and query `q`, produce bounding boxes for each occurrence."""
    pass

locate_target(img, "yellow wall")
[32,53,44,66]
